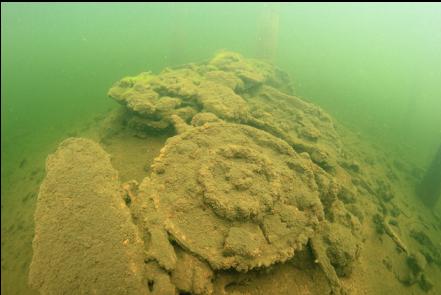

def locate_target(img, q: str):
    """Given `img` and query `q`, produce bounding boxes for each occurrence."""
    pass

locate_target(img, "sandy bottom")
[1,110,440,295]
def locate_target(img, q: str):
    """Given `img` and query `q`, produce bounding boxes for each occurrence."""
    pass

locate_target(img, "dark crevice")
[147,279,154,292]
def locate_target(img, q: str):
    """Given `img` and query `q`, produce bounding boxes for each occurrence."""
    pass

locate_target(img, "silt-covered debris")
[29,51,440,294]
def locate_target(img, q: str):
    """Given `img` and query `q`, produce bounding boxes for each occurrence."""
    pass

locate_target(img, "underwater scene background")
[2,3,441,295]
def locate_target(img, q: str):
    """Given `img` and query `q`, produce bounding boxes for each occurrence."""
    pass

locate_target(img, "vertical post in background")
[168,4,189,66]
[417,145,441,207]
[256,5,279,62]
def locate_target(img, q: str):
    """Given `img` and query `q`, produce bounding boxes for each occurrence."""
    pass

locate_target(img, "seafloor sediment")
[21,51,441,295]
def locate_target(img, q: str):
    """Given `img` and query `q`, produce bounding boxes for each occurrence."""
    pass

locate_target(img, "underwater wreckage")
[29,51,439,294]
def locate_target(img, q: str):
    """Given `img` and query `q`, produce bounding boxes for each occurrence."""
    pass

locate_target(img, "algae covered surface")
[22,51,441,294]
[2,3,441,295]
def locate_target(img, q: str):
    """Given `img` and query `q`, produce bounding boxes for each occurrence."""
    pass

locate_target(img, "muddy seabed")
[2,51,441,295]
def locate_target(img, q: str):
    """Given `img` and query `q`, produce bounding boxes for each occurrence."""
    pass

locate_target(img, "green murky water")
[2,3,441,294]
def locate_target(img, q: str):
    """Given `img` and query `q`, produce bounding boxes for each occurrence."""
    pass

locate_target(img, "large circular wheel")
[149,122,324,271]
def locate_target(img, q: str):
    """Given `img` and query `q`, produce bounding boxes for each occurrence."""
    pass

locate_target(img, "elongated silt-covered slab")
[29,138,147,295]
